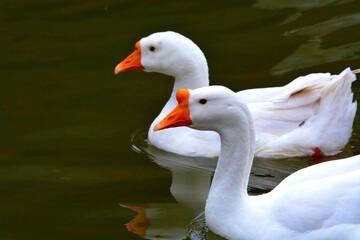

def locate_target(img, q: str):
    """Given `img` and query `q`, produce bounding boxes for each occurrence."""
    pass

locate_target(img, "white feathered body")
[206,155,360,240]
[149,68,357,158]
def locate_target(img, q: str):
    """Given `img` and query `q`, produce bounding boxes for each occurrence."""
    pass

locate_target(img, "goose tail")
[311,68,357,156]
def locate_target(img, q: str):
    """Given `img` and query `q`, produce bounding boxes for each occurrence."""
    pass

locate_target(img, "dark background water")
[1,1,360,239]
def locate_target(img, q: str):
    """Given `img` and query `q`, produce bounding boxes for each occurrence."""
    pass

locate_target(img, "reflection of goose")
[115,31,357,158]
[121,202,200,240]
[121,142,214,239]
[120,174,211,239]
[154,86,360,240]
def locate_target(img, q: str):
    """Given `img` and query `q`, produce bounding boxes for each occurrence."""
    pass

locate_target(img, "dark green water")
[1,1,360,239]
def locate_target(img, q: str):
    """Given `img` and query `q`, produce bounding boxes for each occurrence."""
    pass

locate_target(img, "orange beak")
[114,41,144,74]
[154,88,192,131]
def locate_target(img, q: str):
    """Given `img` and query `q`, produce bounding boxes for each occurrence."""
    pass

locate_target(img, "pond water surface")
[1,1,360,239]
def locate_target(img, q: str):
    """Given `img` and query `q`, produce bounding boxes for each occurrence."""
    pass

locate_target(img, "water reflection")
[121,130,352,239]
[283,13,360,37]
[253,0,353,11]
[253,0,355,25]
[271,11,360,74]
[271,40,360,75]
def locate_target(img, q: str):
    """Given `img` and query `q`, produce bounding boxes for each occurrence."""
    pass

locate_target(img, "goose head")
[115,31,208,79]
[153,86,250,134]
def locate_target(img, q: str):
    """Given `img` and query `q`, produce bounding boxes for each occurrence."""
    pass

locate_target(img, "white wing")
[238,68,357,158]
[257,156,360,238]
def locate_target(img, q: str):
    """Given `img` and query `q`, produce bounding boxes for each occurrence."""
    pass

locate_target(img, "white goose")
[154,86,360,240]
[115,31,358,158]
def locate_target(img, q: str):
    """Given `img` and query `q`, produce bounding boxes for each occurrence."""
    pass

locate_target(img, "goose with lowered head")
[115,31,358,158]
[154,86,360,240]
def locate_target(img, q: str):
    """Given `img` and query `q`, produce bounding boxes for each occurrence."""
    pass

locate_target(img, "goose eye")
[199,98,207,105]
[149,46,156,52]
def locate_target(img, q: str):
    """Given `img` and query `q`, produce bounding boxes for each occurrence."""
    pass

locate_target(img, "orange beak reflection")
[120,203,149,238]
[115,41,144,74]
[154,88,192,131]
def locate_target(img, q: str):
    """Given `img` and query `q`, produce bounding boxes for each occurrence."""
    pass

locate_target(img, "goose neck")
[171,67,209,98]
[206,110,255,217]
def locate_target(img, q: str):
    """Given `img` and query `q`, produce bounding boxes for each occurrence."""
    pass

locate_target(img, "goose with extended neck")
[154,86,360,239]
[115,31,358,158]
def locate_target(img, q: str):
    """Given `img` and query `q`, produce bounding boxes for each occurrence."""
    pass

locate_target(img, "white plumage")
[115,31,357,158]
[154,86,360,239]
